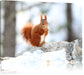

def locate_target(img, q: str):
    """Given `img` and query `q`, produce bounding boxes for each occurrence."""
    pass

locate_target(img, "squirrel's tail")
[21,23,33,42]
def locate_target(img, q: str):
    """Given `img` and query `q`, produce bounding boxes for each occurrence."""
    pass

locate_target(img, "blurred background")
[0,1,82,57]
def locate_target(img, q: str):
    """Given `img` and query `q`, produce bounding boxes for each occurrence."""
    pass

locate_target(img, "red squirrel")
[21,13,48,47]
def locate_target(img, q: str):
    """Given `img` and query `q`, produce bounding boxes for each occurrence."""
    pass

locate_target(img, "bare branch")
[17,2,54,12]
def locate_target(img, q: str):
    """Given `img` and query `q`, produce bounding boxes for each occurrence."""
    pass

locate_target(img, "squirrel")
[21,13,48,47]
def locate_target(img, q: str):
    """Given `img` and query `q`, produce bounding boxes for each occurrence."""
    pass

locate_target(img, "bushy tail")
[21,23,33,41]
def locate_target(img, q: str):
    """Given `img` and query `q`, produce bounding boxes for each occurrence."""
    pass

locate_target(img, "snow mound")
[1,49,69,72]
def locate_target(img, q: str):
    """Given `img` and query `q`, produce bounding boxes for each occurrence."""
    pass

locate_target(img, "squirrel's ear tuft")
[44,13,47,20]
[40,13,43,20]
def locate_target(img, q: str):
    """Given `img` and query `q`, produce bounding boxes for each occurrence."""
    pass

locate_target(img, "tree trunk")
[66,3,76,42]
[0,2,1,57]
[3,1,16,57]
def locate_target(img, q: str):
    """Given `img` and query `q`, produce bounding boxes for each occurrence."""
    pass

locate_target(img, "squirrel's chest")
[40,33,45,44]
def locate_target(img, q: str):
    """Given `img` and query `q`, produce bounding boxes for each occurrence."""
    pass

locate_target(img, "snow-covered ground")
[1,49,82,74]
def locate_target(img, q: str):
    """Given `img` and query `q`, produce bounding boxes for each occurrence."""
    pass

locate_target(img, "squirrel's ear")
[44,13,47,20]
[40,13,43,20]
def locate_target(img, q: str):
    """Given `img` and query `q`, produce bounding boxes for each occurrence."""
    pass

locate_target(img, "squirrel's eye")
[42,23,44,25]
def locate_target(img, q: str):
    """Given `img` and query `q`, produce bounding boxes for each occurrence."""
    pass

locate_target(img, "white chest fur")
[40,33,45,44]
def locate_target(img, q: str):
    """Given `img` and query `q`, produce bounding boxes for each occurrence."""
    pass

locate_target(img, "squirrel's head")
[40,13,48,29]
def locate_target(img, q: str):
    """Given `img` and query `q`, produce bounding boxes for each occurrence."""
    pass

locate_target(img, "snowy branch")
[30,39,82,61]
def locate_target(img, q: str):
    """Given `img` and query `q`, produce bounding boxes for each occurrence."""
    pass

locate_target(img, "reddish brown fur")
[21,13,48,47]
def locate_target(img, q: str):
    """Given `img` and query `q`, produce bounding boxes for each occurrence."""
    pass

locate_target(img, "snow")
[1,49,83,75]
[1,49,68,72]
